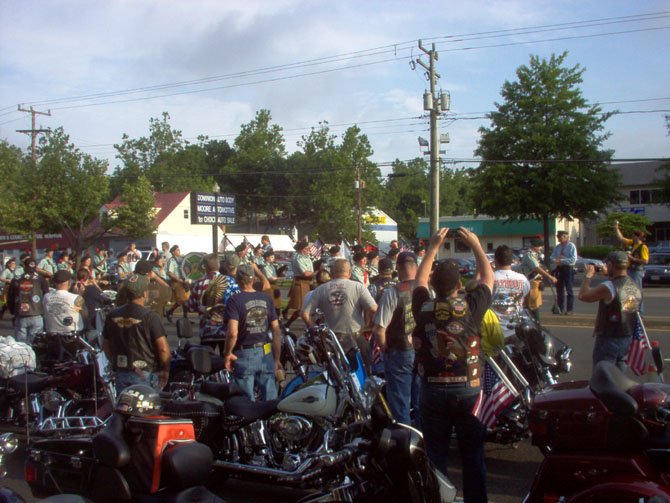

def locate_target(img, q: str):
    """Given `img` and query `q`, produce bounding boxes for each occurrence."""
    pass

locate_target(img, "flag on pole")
[628,315,649,376]
[474,361,515,428]
[308,238,324,259]
[339,238,352,261]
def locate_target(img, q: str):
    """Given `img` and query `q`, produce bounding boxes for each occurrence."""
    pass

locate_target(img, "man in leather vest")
[102,274,171,393]
[578,251,642,371]
[7,257,50,344]
[412,227,494,503]
[372,251,419,424]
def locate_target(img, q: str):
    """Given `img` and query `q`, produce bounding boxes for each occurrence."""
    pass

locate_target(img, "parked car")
[574,257,605,273]
[643,252,670,285]
[452,257,476,279]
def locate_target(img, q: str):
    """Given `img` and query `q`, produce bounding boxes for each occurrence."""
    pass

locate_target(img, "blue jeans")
[420,384,487,503]
[555,266,574,313]
[592,336,632,372]
[232,346,277,401]
[115,369,160,394]
[14,316,44,344]
[383,348,419,425]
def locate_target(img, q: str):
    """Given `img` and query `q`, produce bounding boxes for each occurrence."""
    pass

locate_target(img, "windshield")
[649,254,670,266]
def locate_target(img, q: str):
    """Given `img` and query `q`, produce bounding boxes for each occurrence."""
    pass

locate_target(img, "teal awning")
[417,217,556,239]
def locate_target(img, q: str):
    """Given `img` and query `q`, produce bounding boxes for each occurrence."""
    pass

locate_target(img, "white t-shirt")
[492,269,530,337]
[43,290,85,334]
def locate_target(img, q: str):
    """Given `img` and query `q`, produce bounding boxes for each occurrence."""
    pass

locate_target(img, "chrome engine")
[269,414,314,444]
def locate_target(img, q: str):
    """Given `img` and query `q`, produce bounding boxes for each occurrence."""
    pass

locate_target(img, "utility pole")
[355,166,364,244]
[17,105,51,257]
[415,41,450,235]
[17,105,51,165]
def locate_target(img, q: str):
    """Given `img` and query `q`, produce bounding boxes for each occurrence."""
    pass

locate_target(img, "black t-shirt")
[412,284,492,340]
[83,285,106,330]
[103,302,167,372]
[225,291,277,347]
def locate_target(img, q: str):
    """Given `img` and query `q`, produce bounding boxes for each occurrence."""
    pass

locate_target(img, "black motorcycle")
[486,300,573,445]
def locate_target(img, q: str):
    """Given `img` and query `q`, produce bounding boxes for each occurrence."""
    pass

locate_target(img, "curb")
[541,314,670,330]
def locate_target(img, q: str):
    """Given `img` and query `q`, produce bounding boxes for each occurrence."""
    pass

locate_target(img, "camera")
[446,229,459,239]
[595,265,603,273]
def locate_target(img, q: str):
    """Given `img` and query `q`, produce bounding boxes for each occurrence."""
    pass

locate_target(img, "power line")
[4,11,668,112]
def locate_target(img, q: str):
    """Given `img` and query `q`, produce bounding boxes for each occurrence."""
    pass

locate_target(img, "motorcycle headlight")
[0,432,18,454]
[41,390,66,412]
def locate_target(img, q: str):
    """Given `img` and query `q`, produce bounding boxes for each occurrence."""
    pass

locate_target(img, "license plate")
[651,275,660,281]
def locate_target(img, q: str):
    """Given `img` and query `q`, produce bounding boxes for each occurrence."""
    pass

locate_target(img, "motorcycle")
[524,355,670,502]
[0,330,115,435]
[162,323,455,501]
[486,297,573,445]
[24,409,225,502]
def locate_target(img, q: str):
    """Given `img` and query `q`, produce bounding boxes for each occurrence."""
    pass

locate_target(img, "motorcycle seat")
[7,372,50,394]
[223,395,280,423]
[590,361,639,415]
[200,381,246,401]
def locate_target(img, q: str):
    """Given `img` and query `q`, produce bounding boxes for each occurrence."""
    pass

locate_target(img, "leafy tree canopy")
[472,52,622,250]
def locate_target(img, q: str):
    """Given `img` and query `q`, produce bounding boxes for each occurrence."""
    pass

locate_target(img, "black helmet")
[116,384,161,417]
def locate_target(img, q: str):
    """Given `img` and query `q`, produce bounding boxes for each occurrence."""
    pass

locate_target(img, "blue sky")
[1,0,668,174]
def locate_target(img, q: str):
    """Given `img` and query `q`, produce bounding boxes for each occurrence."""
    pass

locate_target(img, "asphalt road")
[2,284,669,502]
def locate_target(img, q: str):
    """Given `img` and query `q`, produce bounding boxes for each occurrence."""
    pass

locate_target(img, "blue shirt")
[550,241,577,267]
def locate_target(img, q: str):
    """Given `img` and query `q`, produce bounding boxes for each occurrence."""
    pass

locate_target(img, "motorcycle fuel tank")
[277,382,337,417]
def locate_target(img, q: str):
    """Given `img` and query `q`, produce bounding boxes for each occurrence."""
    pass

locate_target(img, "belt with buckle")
[238,341,268,350]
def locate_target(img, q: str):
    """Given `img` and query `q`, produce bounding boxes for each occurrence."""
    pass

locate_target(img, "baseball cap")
[236,264,254,280]
[125,274,150,299]
[329,245,340,255]
[235,243,247,253]
[367,250,379,260]
[294,241,308,251]
[557,230,568,237]
[397,251,418,265]
[530,238,543,247]
[223,253,241,269]
[387,248,399,258]
[53,270,71,284]
[263,250,275,259]
[606,251,629,267]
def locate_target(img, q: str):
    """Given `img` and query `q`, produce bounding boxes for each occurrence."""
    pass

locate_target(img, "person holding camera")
[578,251,641,371]
[412,227,493,503]
[613,221,648,291]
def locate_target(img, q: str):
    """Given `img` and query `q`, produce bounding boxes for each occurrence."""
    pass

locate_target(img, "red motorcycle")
[525,356,670,502]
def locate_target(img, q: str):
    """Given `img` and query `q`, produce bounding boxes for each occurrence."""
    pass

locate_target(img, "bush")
[579,245,616,260]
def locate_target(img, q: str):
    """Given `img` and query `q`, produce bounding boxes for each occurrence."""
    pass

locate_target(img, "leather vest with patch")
[416,295,482,389]
[370,275,397,302]
[386,282,415,351]
[595,275,641,339]
[16,274,44,317]
[106,305,158,373]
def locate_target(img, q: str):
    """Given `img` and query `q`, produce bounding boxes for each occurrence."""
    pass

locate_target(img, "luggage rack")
[37,416,105,434]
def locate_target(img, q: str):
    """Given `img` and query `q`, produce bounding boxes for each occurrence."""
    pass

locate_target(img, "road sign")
[190,192,236,225]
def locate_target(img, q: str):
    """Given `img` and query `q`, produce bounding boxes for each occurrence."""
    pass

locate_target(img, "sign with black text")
[190,192,237,225]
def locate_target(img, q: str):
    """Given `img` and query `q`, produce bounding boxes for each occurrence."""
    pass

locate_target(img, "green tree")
[108,175,158,239]
[36,128,110,256]
[112,112,213,195]
[226,109,287,226]
[0,141,42,250]
[382,158,429,240]
[472,52,621,255]
[596,212,652,240]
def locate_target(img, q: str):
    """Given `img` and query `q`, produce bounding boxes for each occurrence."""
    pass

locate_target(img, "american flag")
[473,361,516,428]
[308,238,324,259]
[628,315,650,376]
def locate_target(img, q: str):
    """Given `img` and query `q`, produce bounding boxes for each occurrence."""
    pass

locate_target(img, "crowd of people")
[0,224,651,503]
